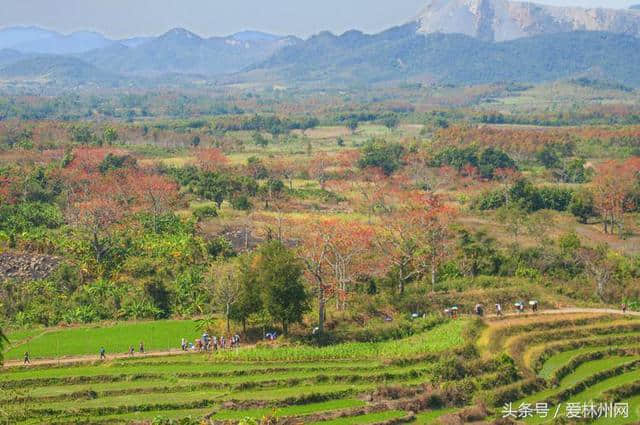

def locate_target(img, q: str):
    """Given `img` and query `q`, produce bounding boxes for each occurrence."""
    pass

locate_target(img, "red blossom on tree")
[196,148,229,173]
[376,193,455,293]
[295,218,375,334]
[127,171,180,233]
[592,157,640,235]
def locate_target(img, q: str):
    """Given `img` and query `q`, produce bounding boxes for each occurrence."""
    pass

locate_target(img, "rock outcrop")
[415,0,640,42]
[0,251,59,282]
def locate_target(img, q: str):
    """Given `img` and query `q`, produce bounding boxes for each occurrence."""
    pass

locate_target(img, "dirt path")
[485,307,640,320]
[3,308,638,368]
[2,348,195,368]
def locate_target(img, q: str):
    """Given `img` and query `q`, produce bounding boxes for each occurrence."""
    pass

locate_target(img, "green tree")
[496,204,529,242]
[536,145,561,169]
[210,261,241,334]
[358,140,405,176]
[103,127,118,145]
[570,189,597,224]
[254,241,309,335]
[230,254,263,332]
[381,114,400,130]
[346,119,359,134]
[0,327,7,365]
[69,124,94,145]
[252,132,269,148]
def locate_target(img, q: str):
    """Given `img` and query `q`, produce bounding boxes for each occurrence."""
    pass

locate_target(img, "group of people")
[127,342,145,357]
[444,300,540,319]
[492,301,538,316]
[181,333,241,352]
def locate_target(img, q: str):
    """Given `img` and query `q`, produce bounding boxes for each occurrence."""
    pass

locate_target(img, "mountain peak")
[160,28,202,41]
[416,0,640,42]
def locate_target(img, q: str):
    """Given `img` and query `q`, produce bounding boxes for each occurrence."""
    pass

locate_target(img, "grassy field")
[4,319,198,360]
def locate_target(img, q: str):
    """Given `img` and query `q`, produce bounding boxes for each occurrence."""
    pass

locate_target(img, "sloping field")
[4,311,640,424]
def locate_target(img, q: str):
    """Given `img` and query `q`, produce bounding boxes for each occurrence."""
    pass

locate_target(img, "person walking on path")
[181,338,187,351]
[495,303,503,316]
[99,347,106,361]
[23,351,30,365]
[139,342,145,354]
[128,346,134,357]
[622,303,628,314]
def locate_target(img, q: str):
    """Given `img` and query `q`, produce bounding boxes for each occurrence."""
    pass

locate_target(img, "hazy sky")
[1,0,637,39]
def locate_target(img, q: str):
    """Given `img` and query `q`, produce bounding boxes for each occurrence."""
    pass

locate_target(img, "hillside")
[248,27,640,87]
[1,3,640,88]
[0,56,121,86]
[415,0,640,42]
[81,28,300,76]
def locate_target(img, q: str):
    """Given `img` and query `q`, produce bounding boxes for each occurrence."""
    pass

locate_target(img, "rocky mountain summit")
[415,0,640,41]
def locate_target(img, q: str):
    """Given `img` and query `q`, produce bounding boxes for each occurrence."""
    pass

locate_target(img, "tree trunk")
[318,295,325,335]
[226,303,231,334]
[431,263,436,293]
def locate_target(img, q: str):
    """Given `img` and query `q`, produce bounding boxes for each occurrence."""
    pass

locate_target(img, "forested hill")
[1,25,640,88]
[245,27,640,87]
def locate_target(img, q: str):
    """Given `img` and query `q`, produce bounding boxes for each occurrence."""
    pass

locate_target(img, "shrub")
[192,205,218,221]
[358,140,405,175]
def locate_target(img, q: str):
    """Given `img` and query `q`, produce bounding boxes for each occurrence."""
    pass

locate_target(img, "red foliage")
[593,157,640,235]
[196,148,229,172]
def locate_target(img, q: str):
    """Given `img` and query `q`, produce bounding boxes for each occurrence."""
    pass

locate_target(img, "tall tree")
[231,254,263,333]
[592,158,639,236]
[297,221,332,336]
[210,261,241,334]
[377,193,454,293]
[197,148,229,173]
[579,245,615,300]
[254,241,309,335]
[65,173,128,263]
[129,172,180,234]
[297,219,375,334]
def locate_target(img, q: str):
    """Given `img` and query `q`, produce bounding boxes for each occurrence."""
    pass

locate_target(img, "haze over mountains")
[1,0,640,88]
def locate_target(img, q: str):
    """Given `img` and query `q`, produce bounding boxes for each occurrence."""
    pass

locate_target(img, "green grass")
[0,359,383,383]
[306,410,407,425]
[213,319,467,361]
[4,328,45,348]
[5,319,199,360]
[538,347,609,379]
[525,368,640,424]
[517,356,640,406]
[78,409,212,423]
[414,408,456,424]
[211,399,366,420]
[559,357,639,387]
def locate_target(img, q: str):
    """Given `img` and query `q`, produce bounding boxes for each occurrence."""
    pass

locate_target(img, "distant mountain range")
[0,0,639,89]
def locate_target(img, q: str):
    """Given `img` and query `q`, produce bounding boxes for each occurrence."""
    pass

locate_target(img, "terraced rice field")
[0,320,464,424]
[481,312,640,425]
[4,311,640,424]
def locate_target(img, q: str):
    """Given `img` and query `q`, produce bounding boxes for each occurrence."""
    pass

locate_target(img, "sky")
[0,0,638,39]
